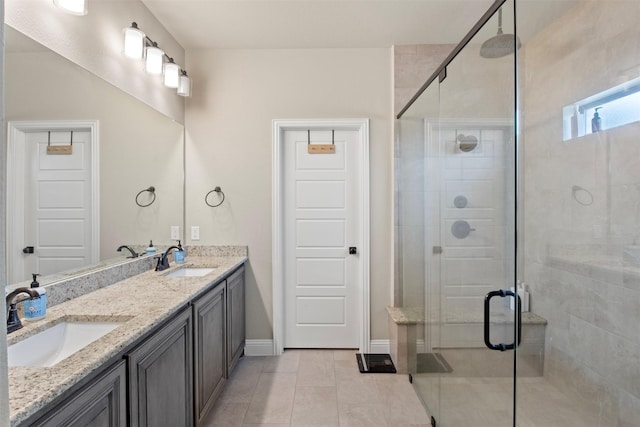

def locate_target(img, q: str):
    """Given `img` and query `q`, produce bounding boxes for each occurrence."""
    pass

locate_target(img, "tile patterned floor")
[202,349,432,426]
[413,375,607,427]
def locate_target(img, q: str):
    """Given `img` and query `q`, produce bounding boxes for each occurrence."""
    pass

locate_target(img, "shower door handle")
[483,289,522,351]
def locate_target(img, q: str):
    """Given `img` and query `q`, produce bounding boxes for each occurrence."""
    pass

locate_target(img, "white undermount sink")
[8,321,123,367]
[165,267,216,277]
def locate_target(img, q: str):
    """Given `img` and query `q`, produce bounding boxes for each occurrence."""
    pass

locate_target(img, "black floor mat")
[356,353,397,373]
[416,352,453,373]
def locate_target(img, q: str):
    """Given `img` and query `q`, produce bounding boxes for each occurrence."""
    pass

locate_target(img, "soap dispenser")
[591,107,603,133]
[146,240,156,255]
[174,240,185,263]
[23,273,46,321]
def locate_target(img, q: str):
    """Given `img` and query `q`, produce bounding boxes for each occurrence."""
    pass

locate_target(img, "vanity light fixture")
[145,43,164,75]
[53,0,87,15]
[123,22,192,97]
[123,23,145,59]
[163,58,180,88]
[177,71,192,97]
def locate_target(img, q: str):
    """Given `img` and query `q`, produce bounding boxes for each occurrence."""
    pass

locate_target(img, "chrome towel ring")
[205,186,225,207]
[136,186,156,207]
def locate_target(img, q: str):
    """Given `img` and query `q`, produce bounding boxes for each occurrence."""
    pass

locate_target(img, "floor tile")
[262,350,301,373]
[252,372,297,402]
[338,402,388,426]
[242,424,290,427]
[334,359,362,381]
[336,376,382,405]
[243,398,294,424]
[333,349,358,361]
[202,401,249,426]
[219,376,259,404]
[291,389,339,426]
[297,360,336,387]
[207,350,434,426]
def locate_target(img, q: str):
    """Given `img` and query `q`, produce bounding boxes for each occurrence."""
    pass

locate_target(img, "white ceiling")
[140,0,579,51]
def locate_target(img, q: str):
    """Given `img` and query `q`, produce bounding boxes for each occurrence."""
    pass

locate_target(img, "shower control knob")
[349,247,357,255]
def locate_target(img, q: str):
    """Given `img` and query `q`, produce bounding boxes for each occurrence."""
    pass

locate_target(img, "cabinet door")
[227,266,245,373]
[127,308,193,427]
[193,282,226,425]
[30,360,126,427]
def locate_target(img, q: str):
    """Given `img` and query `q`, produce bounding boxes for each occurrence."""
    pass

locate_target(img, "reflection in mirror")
[4,25,184,286]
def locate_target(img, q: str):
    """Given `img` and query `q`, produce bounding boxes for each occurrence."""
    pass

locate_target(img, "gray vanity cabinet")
[29,360,127,427]
[18,263,246,427]
[193,281,226,426]
[126,307,193,427]
[227,266,245,373]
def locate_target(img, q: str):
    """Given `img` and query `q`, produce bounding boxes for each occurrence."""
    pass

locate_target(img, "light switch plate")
[170,226,180,240]
[191,226,200,241]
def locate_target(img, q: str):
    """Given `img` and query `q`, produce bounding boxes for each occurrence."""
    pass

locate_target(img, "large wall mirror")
[4,25,185,286]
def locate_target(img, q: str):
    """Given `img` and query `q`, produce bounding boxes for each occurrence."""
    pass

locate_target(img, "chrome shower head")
[480,8,522,59]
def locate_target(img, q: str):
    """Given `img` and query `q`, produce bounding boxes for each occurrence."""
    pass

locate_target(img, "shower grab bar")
[484,289,522,351]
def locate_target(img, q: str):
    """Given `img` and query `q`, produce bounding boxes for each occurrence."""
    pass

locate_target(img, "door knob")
[349,247,357,255]
[22,246,34,254]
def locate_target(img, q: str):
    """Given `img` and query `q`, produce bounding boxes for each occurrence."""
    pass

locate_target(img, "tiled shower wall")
[522,0,640,422]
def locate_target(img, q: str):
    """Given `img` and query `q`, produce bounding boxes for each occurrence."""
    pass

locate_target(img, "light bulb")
[124,23,145,59]
[164,60,180,88]
[145,44,164,75]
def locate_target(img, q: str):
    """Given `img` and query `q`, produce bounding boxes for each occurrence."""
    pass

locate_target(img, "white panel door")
[24,130,93,278]
[284,129,360,348]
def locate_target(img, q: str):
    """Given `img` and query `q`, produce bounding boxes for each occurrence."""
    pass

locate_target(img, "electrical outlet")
[191,226,200,241]
[170,226,180,240]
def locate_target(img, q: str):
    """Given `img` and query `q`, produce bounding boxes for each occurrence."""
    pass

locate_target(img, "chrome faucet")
[117,245,139,258]
[6,287,40,334]
[155,242,183,271]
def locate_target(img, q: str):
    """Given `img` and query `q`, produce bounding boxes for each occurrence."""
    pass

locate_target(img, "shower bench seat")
[387,306,547,376]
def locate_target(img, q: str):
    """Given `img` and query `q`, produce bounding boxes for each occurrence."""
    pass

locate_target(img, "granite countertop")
[7,254,247,426]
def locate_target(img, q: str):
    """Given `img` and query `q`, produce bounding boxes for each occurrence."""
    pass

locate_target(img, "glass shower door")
[401,1,519,425]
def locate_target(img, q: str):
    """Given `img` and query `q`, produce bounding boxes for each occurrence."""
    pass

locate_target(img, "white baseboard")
[244,339,275,356]
[369,339,390,354]
[245,339,393,356]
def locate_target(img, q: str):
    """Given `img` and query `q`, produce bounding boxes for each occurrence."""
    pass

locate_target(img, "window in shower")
[562,75,640,140]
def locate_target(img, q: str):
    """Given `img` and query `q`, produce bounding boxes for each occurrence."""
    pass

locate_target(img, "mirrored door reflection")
[4,25,184,285]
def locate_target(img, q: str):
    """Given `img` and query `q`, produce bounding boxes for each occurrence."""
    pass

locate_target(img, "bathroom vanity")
[6,253,246,427]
